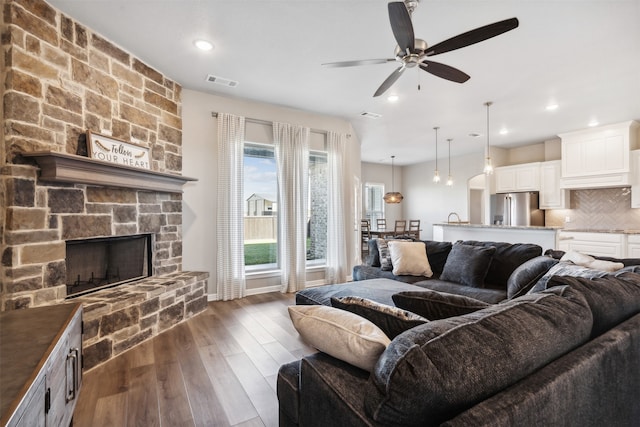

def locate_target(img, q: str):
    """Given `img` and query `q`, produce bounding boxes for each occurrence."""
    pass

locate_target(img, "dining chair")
[361,220,371,259]
[408,220,420,239]
[376,218,386,231]
[393,220,407,237]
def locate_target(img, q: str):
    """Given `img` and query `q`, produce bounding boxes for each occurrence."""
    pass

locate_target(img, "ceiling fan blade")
[426,17,519,57]
[322,59,396,68]
[388,2,415,53]
[419,61,470,83]
[374,66,405,97]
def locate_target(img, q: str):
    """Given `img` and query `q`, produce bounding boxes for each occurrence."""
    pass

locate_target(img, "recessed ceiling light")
[387,94,399,102]
[499,128,508,135]
[588,120,599,127]
[546,103,559,111]
[194,39,214,51]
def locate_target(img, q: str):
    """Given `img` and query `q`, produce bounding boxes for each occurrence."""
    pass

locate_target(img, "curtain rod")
[211,112,351,138]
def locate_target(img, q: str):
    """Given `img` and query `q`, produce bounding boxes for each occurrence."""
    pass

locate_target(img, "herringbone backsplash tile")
[545,187,640,230]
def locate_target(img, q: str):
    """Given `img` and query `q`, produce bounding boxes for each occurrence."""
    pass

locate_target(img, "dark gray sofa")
[351,239,548,304]
[278,268,640,426]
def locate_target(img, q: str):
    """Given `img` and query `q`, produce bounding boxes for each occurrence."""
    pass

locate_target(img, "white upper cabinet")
[494,162,540,193]
[540,160,570,209]
[559,121,639,189]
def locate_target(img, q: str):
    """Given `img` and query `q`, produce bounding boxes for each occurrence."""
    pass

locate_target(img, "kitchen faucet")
[447,212,461,223]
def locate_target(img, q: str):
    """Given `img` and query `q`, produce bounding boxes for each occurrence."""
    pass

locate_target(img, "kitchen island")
[433,223,562,252]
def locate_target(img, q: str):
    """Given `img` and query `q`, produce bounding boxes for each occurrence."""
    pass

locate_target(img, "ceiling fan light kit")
[384,155,404,204]
[323,1,519,97]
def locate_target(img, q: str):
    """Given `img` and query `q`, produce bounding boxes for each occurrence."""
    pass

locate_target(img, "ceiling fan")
[322,0,519,97]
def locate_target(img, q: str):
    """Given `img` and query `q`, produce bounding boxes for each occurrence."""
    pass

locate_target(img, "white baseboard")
[207,277,350,301]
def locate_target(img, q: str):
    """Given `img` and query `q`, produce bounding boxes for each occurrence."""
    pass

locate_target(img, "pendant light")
[446,138,454,186]
[383,155,403,204]
[483,101,494,175]
[432,127,440,183]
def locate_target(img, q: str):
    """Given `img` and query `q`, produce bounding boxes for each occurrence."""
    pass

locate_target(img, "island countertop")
[432,223,560,251]
[433,223,562,231]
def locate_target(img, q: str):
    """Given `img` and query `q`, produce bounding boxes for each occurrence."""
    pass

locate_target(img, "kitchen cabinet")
[627,234,640,258]
[494,162,540,193]
[540,160,569,209]
[1,304,83,427]
[631,150,640,208]
[559,121,639,189]
[557,231,625,258]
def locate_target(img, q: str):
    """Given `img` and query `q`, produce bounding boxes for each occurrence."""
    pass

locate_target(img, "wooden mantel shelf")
[23,151,197,193]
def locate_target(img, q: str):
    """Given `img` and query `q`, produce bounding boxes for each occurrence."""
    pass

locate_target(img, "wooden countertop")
[0,303,82,424]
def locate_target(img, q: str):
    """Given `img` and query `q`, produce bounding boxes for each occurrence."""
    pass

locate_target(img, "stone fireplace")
[1,0,208,369]
[65,233,152,298]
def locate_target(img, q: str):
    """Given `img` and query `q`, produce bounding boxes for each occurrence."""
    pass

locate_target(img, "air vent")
[206,74,239,88]
[360,111,382,119]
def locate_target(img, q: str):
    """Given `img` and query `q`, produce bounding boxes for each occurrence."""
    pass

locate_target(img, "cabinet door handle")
[66,348,79,402]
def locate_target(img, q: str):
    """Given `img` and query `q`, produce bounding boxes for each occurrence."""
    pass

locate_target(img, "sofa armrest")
[298,353,378,427]
[277,360,302,427]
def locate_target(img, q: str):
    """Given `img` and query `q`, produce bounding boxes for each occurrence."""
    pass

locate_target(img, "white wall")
[360,161,404,224]
[181,89,361,297]
[402,151,487,240]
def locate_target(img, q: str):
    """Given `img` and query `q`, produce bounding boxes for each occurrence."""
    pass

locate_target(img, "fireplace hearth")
[66,234,152,298]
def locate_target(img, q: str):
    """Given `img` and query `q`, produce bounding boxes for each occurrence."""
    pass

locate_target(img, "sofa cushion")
[460,241,542,287]
[388,241,434,277]
[414,279,507,304]
[288,305,390,372]
[331,296,428,339]
[536,274,640,338]
[364,286,592,427]
[439,243,496,288]
[392,290,491,320]
[507,256,559,299]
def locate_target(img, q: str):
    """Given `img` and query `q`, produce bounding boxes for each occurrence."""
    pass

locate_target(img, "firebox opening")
[65,234,153,298]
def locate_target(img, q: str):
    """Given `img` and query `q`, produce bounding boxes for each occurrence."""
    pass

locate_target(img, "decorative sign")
[87,131,151,170]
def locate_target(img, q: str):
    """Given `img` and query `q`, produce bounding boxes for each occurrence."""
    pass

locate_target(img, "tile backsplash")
[546,187,640,230]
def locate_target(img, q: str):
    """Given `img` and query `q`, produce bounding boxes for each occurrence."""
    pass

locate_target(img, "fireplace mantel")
[23,151,197,193]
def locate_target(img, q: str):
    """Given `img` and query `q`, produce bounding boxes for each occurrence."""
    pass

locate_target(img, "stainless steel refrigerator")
[490,192,545,226]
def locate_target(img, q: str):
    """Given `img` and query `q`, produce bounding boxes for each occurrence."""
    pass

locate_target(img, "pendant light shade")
[383,155,403,204]
[446,138,454,186]
[484,101,494,175]
[433,127,440,183]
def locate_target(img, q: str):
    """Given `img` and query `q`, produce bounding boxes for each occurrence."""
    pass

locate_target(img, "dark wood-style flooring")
[73,292,316,427]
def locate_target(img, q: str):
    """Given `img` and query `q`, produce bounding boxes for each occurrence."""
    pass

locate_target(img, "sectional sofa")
[277,239,640,426]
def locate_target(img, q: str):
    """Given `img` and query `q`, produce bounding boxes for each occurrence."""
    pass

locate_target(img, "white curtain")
[274,122,309,293]
[326,132,348,284]
[216,113,246,300]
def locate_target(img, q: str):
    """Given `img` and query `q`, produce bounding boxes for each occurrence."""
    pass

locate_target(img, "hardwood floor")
[73,292,316,427]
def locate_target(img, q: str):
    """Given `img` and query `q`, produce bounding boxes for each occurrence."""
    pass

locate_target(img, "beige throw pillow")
[387,241,433,277]
[288,305,391,371]
[560,250,624,272]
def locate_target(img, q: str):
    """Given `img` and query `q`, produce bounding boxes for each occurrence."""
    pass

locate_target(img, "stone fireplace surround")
[1,0,208,370]
[1,160,209,370]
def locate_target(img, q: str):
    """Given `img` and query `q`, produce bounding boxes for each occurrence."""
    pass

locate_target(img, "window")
[244,143,278,269]
[307,151,327,264]
[364,183,385,228]
[243,143,328,270]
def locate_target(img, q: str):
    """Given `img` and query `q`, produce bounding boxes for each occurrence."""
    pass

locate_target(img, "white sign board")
[87,131,151,170]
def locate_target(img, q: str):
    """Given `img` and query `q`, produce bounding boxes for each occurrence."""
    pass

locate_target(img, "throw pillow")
[392,290,490,320]
[439,243,496,288]
[423,240,453,274]
[507,256,559,299]
[529,262,610,293]
[387,241,433,277]
[460,241,542,287]
[377,239,393,271]
[561,250,624,272]
[287,305,390,372]
[331,296,428,339]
